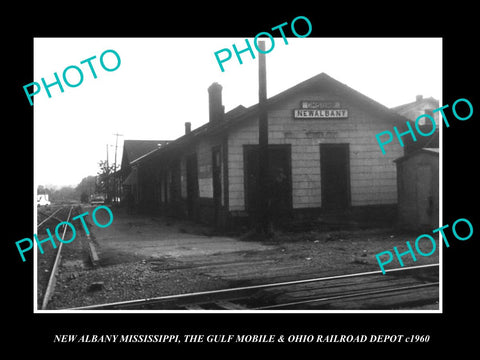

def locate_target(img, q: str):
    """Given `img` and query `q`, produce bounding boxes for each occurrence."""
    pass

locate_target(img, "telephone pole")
[113,133,123,204]
[257,41,270,236]
[105,144,115,202]
[105,144,110,201]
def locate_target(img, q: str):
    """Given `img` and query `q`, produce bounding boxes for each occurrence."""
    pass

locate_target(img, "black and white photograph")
[32,37,442,312]
[7,8,479,352]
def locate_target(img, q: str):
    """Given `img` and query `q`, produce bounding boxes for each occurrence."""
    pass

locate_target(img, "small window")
[417,109,435,126]
[213,150,221,167]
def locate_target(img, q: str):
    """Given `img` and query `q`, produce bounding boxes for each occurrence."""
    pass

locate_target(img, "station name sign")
[294,101,348,119]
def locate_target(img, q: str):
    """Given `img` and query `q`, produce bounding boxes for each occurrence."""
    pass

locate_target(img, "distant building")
[392,95,439,125]
[128,73,419,229]
[391,95,439,153]
[37,194,51,206]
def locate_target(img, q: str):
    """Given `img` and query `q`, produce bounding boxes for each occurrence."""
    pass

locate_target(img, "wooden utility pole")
[257,41,270,236]
[105,144,110,201]
[113,133,123,204]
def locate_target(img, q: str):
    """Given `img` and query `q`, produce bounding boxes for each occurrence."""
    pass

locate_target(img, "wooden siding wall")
[175,136,226,224]
[227,91,405,212]
[396,152,439,229]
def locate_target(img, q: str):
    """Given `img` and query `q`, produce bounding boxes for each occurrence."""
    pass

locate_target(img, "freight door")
[416,164,433,227]
[320,144,350,210]
[212,147,222,226]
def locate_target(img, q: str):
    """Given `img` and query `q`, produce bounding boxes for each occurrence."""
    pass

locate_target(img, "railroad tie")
[214,300,249,310]
[184,304,205,310]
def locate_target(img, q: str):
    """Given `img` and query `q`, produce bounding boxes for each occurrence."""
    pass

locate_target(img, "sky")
[33,37,442,188]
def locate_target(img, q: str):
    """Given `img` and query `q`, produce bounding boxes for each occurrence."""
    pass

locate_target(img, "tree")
[75,175,97,201]
[97,160,117,202]
[80,191,89,203]
[37,185,52,196]
[50,186,76,203]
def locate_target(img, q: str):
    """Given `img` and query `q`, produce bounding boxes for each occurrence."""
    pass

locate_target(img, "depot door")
[212,146,222,226]
[244,145,292,218]
[186,153,199,220]
[320,144,350,210]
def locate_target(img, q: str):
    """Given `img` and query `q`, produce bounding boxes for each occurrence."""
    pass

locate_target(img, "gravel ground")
[40,207,440,310]
[49,260,232,309]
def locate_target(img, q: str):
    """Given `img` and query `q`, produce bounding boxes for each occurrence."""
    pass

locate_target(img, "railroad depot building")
[122,72,419,229]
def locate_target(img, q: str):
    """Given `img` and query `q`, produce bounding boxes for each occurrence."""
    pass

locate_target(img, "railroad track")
[40,205,75,310]
[38,204,99,310]
[68,263,439,311]
[37,207,64,228]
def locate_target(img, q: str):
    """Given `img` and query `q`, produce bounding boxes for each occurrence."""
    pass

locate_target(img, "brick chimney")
[416,95,423,102]
[185,122,191,134]
[208,82,224,123]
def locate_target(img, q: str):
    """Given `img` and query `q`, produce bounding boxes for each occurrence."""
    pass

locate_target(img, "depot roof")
[133,72,411,164]
[121,140,171,168]
[393,147,439,163]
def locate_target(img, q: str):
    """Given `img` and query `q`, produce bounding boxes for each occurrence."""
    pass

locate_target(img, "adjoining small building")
[394,148,439,230]
[127,72,420,229]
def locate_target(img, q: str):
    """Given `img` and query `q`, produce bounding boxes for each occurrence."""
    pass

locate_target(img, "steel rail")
[37,207,64,228]
[41,206,74,310]
[252,282,439,310]
[68,263,439,310]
